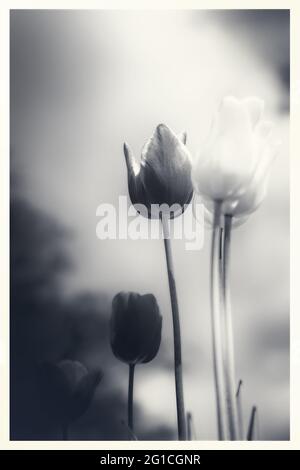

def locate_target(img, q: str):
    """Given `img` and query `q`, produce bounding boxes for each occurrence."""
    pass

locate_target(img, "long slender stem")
[128,364,135,436]
[161,215,187,441]
[210,202,227,440]
[220,214,238,440]
[236,380,244,440]
[247,406,257,441]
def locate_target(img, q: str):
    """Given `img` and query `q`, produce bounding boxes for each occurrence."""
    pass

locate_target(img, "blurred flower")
[110,291,162,365]
[124,124,193,218]
[38,359,102,425]
[192,96,279,221]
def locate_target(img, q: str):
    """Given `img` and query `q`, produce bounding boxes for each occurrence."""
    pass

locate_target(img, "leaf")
[247,406,257,441]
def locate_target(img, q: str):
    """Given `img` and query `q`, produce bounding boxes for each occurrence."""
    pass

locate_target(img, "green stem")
[128,364,135,436]
[161,215,187,441]
[220,214,238,440]
[210,202,226,440]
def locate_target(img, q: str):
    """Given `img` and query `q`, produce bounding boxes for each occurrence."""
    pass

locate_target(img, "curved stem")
[161,215,187,441]
[220,214,238,440]
[210,202,226,440]
[128,364,135,436]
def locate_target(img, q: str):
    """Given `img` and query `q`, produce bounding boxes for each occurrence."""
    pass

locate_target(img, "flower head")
[192,96,279,222]
[38,360,102,424]
[124,124,193,218]
[110,291,162,365]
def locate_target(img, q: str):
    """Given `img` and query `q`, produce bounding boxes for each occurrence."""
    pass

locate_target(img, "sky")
[10,9,289,440]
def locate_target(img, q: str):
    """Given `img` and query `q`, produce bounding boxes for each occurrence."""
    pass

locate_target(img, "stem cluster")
[210,203,239,440]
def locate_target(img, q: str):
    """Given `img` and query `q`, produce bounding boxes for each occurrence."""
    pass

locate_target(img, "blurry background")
[10,9,289,440]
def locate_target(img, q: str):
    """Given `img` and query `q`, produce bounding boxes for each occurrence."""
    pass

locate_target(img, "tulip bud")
[38,360,102,424]
[192,96,279,223]
[124,124,193,218]
[110,292,162,365]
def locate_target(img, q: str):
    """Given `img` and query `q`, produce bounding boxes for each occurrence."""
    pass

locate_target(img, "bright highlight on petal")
[124,124,193,218]
[192,95,279,225]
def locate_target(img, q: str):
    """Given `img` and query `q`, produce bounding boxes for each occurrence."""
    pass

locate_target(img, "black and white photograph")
[9,7,290,445]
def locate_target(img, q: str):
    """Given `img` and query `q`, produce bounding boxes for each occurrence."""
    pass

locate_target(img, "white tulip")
[192,96,279,221]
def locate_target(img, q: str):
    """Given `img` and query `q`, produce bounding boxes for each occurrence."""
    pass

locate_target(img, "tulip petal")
[193,96,271,204]
[111,292,143,364]
[242,97,264,128]
[124,124,192,217]
[231,214,250,228]
[38,360,101,425]
[227,138,279,218]
[58,360,88,393]
[38,362,71,420]
[70,370,103,421]
[193,96,277,222]
[123,142,140,176]
[140,124,192,209]
[110,292,162,365]
[123,144,150,212]
[255,120,273,139]
[135,294,162,363]
[218,96,251,135]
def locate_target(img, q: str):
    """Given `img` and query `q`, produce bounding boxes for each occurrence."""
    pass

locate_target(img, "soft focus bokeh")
[10,9,289,440]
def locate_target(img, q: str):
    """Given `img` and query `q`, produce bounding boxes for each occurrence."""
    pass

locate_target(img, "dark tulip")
[110,292,162,365]
[38,359,102,424]
[124,124,193,218]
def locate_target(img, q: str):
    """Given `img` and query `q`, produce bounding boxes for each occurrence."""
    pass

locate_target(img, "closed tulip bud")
[124,124,193,218]
[192,96,279,223]
[110,291,162,365]
[38,360,102,426]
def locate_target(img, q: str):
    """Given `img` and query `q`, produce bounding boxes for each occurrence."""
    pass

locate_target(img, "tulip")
[110,291,162,436]
[192,96,278,220]
[110,292,162,365]
[38,360,102,439]
[194,158,274,228]
[192,96,278,440]
[124,123,193,219]
[219,112,278,441]
[123,124,191,440]
[192,96,263,202]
